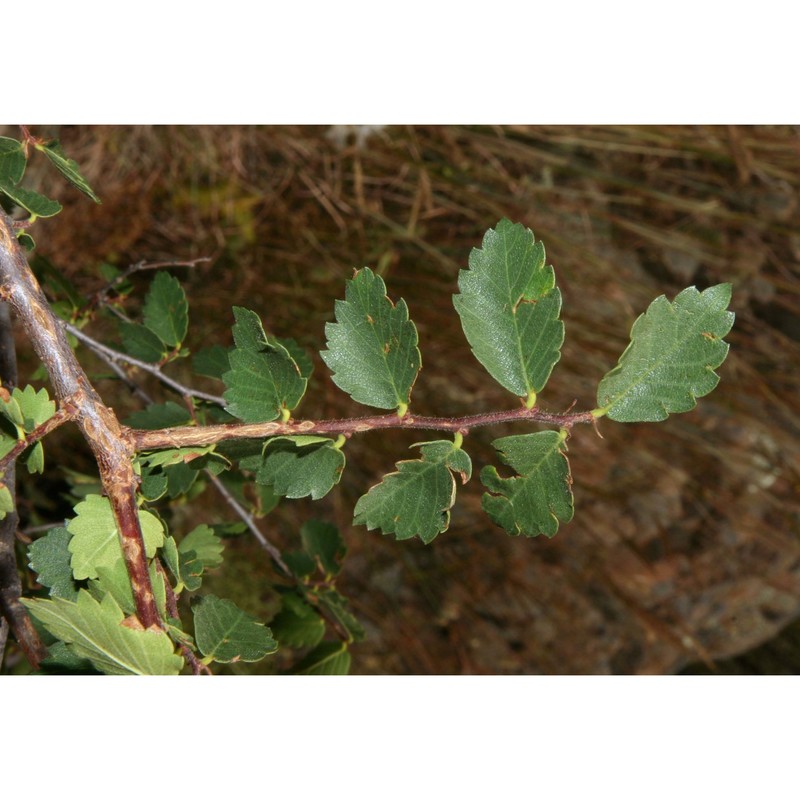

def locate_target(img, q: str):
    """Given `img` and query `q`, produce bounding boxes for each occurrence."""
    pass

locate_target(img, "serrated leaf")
[453,219,564,401]
[321,267,421,411]
[316,588,365,642]
[193,345,230,380]
[27,527,78,600]
[179,524,223,570]
[0,137,26,185]
[291,641,351,675]
[276,337,314,380]
[300,520,345,576]
[13,385,56,430]
[176,549,204,592]
[269,592,326,649]
[595,283,735,422]
[67,494,164,580]
[140,469,168,501]
[222,307,307,422]
[192,594,277,663]
[353,440,472,544]
[118,320,168,363]
[37,140,101,203]
[23,591,182,675]
[90,559,167,619]
[161,535,180,579]
[143,272,189,348]
[481,430,573,538]
[125,401,192,430]
[254,436,345,500]
[0,183,61,218]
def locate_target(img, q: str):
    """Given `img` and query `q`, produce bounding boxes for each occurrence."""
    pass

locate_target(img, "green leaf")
[27,527,78,600]
[21,441,45,475]
[125,401,192,430]
[176,549,204,592]
[23,591,183,675]
[291,641,351,675]
[13,385,56,430]
[353,439,472,544]
[140,470,168,501]
[595,284,735,422]
[90,559,167,619]
[276,337,314,380]
[321,267,421,412]
[193,345,230,380]
[254,436,345,500]
[37,140,101,203]
[0,183,62,218]
[300,520,345,577]
[453,219,564,403]
[118,320,168,363]
[143,272,189,348]
[0,137,26,186]
[192,595,277,663]
[0,483,13,520]
[481,430,574,538]
[316,588,365,642]
[222,307,307,422]
[67,494,165,580]
[179,524,224,570]
[269,592,326,649]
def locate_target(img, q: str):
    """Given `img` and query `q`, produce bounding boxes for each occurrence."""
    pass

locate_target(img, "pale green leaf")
[0,483,13,520]
[143,272,189,348]
[453,219,564,401]
[353,439,472,544]
[0,183,62,218]
[300,520,345,576]
[0,137,26,186]
[291,641,351,675]
[595,284,735,422]
[222,307,307,422]
[481,430,574,538]
[254,436,345,500]
[37,140,101,203]
[90,559,167,619]
[178,524,224,570]
[23,591,183,675]
[67,494,164,580]
[321,267,421,411]
[192,595,277,663]
[13,385,56,431]
[27,527,78,600]
[21,441,45,475]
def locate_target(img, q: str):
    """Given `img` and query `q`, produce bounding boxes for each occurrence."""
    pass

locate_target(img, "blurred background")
[5,124,800,674]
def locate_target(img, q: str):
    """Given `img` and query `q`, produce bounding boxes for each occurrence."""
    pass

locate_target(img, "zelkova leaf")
[67,494,164,580]
[481,430,574,538]
[22,591,183,675]
[192,595,277,663]
[0,184,62,218]
[291,641,351,675]
[353,440,472,544]
[269,592,326,649]
[453,219,564,403]
[27,527,78,601]
[118,320,168,363]
[36,140,101,203]
[178,524,224,570]
[0,137,26,186]
[253,436,346,500]
[13,385,56,431]
[143,272,189,348]
[222,307,307,422]
[300,520,345,577]
[321,267,421,412]
[595,284,735,422]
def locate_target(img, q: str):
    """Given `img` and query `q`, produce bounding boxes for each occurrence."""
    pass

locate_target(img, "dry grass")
[8,124,800,673]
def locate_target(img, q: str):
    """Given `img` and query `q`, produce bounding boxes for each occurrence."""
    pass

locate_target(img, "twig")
[65,322,225,406]
[0,406,76,480]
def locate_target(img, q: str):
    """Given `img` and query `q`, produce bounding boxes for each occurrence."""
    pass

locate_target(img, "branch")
[0,406,76,480]
[132,406,597,451]
[0,209,160,629]
[65,322,225,406]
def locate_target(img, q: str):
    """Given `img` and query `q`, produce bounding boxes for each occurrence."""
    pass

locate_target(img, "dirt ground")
[6,125,800,674]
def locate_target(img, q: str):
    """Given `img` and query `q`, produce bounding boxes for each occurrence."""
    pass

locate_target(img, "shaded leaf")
[67,494,164,580]
[353,440,472,544]
[118,320,167,363]
[0,137,26,185]
[0,183,62,218]
[193,345,230,380]
[179,524,223,570]
[300,520,345,577]
[27,527,78,600]
[291,641,350,675]
[23,591,183,675]
[192,594,277,663]
[453,219,564,402]
[222,307,307,422]
[37,140,101,203]
[481,430,573,538]
[316,588,365,642]
[125,401,192,430]
[254,436,345,500]
[595,284,735,422]
[0,483,12,520]
[143,272,189,348]
[321,267,421,411]
[269,592,326,649]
